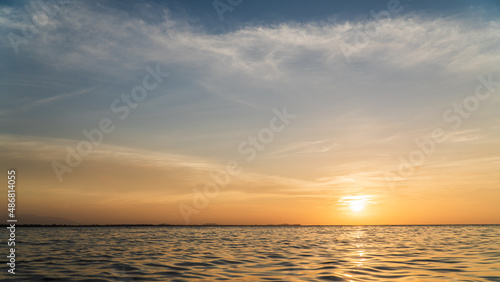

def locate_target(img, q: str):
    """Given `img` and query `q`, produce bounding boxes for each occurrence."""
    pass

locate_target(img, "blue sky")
[1,0,499,224]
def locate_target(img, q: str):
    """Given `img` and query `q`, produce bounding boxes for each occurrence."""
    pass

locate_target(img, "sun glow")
[339,195,373,213]
[350,201,365,212]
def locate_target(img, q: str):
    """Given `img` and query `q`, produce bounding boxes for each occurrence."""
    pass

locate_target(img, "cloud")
[0,133,318,195]
[6,4,493,145]
[444,129,483,143]
[269,140,342,156]
[0,133,219,169]
[2,3,499,223]
[23,85,99,110]
[11,4,498,81]
[3,3,499,122]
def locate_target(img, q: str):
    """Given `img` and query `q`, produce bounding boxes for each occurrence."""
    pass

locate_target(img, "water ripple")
[2,225,499,281]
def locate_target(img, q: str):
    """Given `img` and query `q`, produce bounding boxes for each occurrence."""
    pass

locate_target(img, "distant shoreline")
[1,224,498,227]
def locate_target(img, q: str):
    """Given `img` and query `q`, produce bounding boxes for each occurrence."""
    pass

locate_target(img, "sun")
[349,200,365,212]
[339,195,372,213]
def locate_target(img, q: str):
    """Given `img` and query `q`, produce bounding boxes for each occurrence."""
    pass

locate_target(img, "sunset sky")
[1,0,499,225]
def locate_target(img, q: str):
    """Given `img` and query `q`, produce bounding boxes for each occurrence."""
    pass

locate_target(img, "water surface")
[2,225,500,281]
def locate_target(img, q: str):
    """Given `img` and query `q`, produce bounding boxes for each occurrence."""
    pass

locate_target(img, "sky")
[0,0,499,225]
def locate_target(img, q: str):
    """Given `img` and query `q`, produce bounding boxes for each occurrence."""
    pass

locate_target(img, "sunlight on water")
[8,225,500,281]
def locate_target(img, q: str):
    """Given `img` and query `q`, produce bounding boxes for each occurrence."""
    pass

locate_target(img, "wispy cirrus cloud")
[269,140,342,156]
[23,85,100,110]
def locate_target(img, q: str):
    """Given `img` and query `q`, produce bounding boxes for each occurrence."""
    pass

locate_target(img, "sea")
[1,225,499,281]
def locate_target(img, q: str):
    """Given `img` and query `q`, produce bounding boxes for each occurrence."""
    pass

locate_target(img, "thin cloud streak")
[25,85,100,109]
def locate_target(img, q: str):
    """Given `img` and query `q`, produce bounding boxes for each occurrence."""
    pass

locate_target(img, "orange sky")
[1,2,499,225]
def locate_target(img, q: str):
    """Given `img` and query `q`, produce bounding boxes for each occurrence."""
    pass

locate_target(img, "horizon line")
[2,223,499,227]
